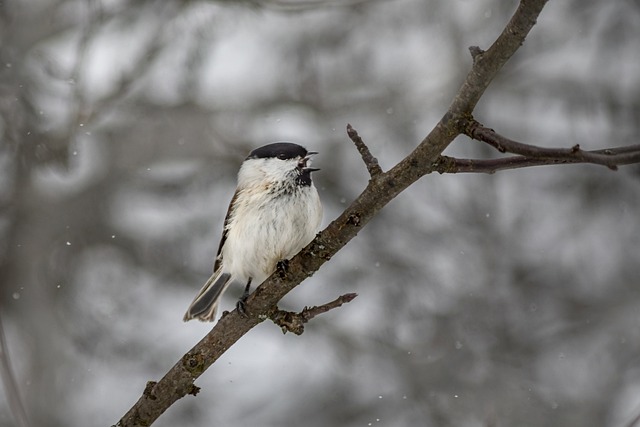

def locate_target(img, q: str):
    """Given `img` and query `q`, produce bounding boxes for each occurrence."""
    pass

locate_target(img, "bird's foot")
[277,259,290,278]
[236,280,252,317]
[236,298,248,317]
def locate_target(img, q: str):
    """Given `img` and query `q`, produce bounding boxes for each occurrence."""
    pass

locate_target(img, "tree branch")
[346,124,383,178]
[462,118,640,170]
[115,1,552,426]
[434,143,640,174]
[270,293,358,335]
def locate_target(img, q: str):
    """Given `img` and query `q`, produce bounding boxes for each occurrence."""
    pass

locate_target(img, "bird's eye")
[277,154,287,160]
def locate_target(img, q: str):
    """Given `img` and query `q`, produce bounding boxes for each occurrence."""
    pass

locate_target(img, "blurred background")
[1,0,640,426]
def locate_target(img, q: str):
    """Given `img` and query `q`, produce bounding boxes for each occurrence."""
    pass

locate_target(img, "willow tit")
[183,142,323,322]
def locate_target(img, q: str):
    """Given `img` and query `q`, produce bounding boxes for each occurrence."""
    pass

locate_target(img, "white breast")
[221,165,322,286]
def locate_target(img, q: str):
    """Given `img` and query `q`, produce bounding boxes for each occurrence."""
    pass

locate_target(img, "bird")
[183,142,323,322]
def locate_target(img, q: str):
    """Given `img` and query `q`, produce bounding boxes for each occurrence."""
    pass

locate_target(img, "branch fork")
[270,293,358,335]
[430,117,640,174]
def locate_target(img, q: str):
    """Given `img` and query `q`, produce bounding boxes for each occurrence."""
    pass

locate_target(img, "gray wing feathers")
[184,193,237,322]
[183,271,232,322]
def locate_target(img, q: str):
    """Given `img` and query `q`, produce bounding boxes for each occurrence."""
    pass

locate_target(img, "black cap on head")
[247,142,308,160]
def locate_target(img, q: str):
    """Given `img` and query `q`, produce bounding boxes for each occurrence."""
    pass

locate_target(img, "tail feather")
[183,271,232,322]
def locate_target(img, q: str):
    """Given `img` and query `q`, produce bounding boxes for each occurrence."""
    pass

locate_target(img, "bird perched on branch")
[184,142,323,322]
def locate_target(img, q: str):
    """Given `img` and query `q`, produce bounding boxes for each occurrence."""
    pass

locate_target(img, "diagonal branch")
[114,1,551,426]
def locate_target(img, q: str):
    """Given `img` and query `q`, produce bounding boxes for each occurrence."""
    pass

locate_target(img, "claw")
[277,260,290,278]
[236,279,252,317]
[236,299,248,317]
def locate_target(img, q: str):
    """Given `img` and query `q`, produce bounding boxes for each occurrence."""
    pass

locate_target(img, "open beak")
[301,152,320,172]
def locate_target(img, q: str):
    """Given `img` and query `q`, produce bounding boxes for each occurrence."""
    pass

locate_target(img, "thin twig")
[463,119,638,170]
[346,124,383,178]
[433,144,640,174]
[469,46,485,62]
[270,293,358,335]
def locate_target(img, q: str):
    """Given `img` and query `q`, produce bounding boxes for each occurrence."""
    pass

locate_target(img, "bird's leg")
[236,278,252,317]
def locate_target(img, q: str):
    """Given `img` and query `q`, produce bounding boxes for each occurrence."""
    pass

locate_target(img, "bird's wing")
[213,190,239,273]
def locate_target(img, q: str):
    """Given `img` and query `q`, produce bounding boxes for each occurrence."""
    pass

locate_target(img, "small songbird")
[183,142,323,322]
